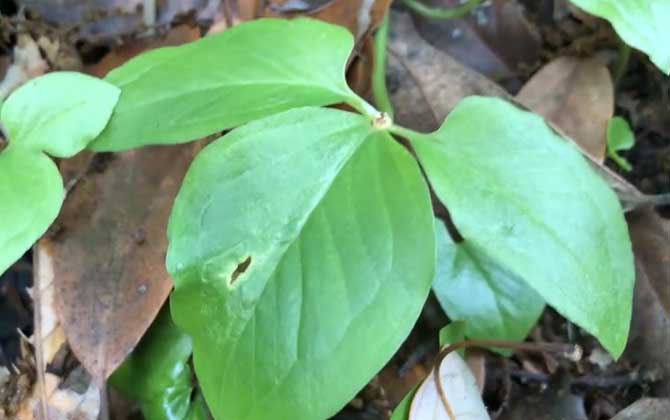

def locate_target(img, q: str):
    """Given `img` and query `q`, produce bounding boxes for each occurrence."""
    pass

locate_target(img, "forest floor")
[0,1,668,419]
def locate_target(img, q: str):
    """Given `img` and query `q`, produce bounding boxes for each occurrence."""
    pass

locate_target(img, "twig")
[510,368,661,389]
[373,13,394,117]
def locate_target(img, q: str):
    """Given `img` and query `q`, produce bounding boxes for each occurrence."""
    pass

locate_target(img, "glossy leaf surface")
[168,107,435,420]
[433,219,544,344]
[569,0,670,73]
[110,307,195,420]
[410,96,634,357]
[92,18,358,151]
[0,149,63,276]
[1,72,119,157]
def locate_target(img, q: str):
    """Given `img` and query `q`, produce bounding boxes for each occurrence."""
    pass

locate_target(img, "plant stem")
[389,124,426,140]
[402,0,484,20]
[372,13,394,118]
[346,93,381,120]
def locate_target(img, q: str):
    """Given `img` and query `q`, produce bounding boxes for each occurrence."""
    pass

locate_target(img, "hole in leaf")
[230,256,252,286]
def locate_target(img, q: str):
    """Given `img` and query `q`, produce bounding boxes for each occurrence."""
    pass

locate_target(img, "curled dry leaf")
[517,56,614,162]
[39,144,201,381]
[409,351,490,420]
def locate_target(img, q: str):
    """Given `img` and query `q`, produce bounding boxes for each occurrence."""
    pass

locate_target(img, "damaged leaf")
[168,107,435,420]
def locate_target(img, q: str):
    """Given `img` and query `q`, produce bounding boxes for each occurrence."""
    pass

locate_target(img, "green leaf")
[390,386,419,420]
[408,96,634,357]
[438,321,467,347]
[569,0,670,74]
[606,116,635,171]
[0,148,63,276]
[433,219,544,345]
[92,18,359,152]
[1,72,120,157]
[167,107,435,420]
[438,321,467,357]
[110,307,196,420]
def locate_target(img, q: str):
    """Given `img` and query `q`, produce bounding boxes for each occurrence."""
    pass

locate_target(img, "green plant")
[607,116,636,171]
[0,18,636,420]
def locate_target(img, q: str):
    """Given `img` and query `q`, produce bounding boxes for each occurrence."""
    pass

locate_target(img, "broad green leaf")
[408,96,634,357]
[110,307,196,420]
[0,148,63,275]
[167,107,435,420]
[433,219,544,345]
[92,18,359,152]
[1,72,120,157]
[607,116,635,171]
[390,386,419,420]
[569,0,670,74]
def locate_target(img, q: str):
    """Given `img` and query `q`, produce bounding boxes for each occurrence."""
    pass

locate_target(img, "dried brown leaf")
[40,144,200,381]
[517,56,614,162]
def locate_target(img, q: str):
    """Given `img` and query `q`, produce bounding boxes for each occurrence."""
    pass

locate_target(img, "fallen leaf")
[409,352,490,420]
[517,56,614,162]
[387,10,508,132]
[625,210,670,396]
[40,144,200,381]
[611,398,670,420]
[411,0,541,82]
